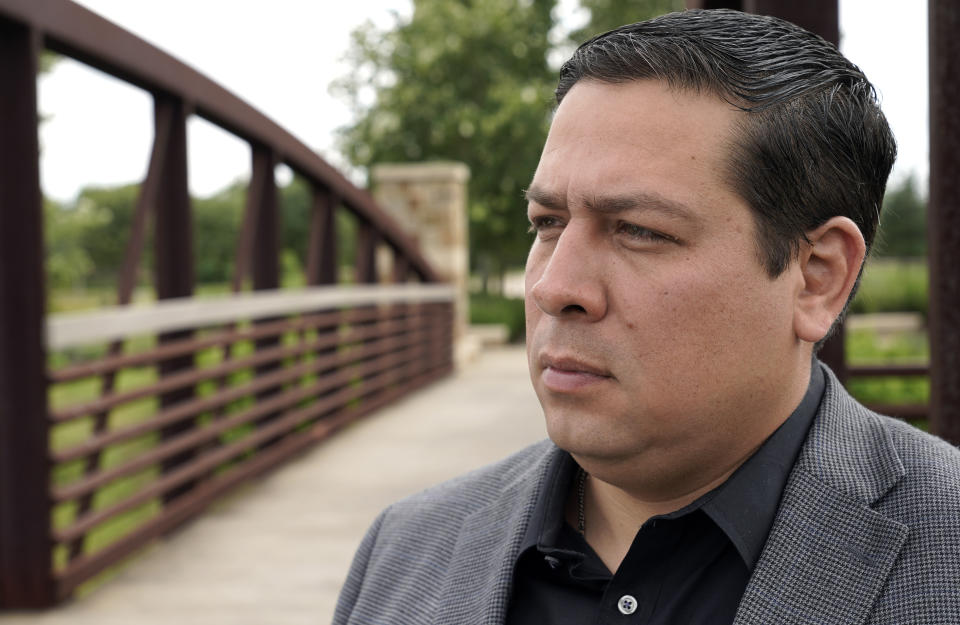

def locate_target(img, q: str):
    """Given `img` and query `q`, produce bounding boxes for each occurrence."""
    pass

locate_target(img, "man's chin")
[545,420,640,465]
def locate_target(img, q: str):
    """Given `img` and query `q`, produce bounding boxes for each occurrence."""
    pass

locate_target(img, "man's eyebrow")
[525,186,699,222]
[523,186,566,211]
[582,191,700,222]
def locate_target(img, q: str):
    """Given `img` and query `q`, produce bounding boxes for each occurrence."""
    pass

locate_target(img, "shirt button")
[617,595,638,615]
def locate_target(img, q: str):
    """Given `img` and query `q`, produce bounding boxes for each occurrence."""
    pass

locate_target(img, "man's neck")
[566,356,816,572]
[566,445,758,573]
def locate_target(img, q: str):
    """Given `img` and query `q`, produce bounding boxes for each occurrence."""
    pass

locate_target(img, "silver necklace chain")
[576,466,587,535]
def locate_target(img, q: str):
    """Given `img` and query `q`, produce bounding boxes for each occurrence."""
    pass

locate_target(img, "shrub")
[469,293,525,342]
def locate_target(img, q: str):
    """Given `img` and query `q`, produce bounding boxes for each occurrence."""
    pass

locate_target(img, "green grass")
[851,258,927,316]
[41,286,389,594]
[49,335,166,576]
[845,327,929,423]
[43,309,352,590]
[46,329,266,577]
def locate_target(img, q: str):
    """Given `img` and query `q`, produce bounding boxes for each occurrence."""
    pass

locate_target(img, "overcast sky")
[39,0,928,203]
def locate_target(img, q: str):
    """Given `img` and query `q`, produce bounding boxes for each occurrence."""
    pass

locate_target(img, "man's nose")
[529,225,607,321]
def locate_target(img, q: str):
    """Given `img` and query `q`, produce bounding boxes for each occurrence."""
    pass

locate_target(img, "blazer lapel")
[734,364,909,625]
[734,469,908,625]
[434,445,561,625]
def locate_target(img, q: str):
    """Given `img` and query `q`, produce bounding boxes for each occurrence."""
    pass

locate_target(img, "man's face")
[525,80,807,491]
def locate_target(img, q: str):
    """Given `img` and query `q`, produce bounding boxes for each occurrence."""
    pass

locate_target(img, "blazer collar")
[734,363,909,625]
[434,441,564,625]
[432,364,910,625]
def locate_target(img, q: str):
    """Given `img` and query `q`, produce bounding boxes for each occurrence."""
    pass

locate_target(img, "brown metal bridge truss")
[1,0,958,610]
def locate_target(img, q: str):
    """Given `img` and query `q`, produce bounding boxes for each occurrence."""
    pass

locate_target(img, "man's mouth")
[539,354,613,392]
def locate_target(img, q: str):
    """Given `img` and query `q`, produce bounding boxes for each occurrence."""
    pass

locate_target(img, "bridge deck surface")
[2,346,545,625]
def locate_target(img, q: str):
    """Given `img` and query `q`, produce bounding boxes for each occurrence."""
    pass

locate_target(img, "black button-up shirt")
[506,363,825,625]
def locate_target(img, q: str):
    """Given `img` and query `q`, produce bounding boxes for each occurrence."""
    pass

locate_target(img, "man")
[334,9,960,624]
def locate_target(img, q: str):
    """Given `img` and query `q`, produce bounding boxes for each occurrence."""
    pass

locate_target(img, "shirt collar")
[701,360,825,569]
[517,360,826,571]
[519,447,578,556]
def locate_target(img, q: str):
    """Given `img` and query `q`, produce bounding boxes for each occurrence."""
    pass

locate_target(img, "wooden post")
[355,221,379,284]
[743,0,839,44]
[305,186,341,402]
[818,324,848,384]
[392,252,410,285]
[684,0,850,378]
[685,1,742,10]
[153,95,197,503]
[928,0,960,445]
[307,187,338,286]
[0,19,54,608]
[247,147,284,446]
[685,0,840,44]
[66,92,180,561]
[153,95,194,302]
[251,147,280,292]
[743,1,848,379]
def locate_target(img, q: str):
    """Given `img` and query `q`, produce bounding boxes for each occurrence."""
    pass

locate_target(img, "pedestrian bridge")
[0,346,546,624]
[3,0,959,615]
[0,0,456,609]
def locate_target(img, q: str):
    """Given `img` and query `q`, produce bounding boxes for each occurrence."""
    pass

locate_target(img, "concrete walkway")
[2,346,546,625]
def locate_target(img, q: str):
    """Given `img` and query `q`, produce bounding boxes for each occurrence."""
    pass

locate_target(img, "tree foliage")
[44,177,360,295]
[44,197,101,291]
[569,0,681,43]
[193,183,245,284]
[333,0,558,279]
[874,176,927,257]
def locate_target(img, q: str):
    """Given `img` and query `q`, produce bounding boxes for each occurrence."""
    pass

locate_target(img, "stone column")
[371,162,470,353]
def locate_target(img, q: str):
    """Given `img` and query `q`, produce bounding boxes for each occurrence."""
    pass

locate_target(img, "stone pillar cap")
[372,162,470,183]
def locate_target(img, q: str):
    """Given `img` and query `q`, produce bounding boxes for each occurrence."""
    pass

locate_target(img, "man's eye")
[616,222,674,243]
[528,216,563,235]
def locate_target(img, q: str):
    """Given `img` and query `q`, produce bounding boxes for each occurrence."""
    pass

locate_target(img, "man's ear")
[794,216,866,344]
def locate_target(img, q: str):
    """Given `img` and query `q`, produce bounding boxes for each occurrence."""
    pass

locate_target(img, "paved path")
[3,346,546,625]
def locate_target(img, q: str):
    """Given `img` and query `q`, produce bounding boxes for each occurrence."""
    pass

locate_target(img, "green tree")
[333,0,557,287]
[72,184,143,286]
[45,174,362,293]
[875,176,927,258]
[570,0,680,43]
[193,182,245,284]
[44,197,102,291]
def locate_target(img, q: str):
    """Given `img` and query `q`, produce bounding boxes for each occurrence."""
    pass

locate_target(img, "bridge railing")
[0,0,454,608]
[46,287,452,601]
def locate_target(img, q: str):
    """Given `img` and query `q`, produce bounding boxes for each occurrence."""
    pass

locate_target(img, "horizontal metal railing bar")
[846,364,929,377]
[49,313,425,423]
[50,321,429,462]
[48,303,415,384]
[50,327,425,475]
[0,0,439,283]
[51,336,425,503]
[51,364,449,598]
[59,317,426,464]
[54,425,323,598]
[47,306,374,383]
[47,285,454,350]
[53,348,430,543]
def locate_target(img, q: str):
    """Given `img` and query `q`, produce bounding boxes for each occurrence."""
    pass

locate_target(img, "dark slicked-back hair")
[556,9,897,278]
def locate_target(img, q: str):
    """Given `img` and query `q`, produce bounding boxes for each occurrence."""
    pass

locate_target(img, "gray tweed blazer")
[334,365,960,624]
